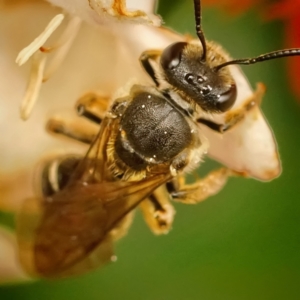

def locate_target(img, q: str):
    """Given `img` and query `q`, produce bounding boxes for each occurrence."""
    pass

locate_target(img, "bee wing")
[67,116,115,184]
[17,174,170,278]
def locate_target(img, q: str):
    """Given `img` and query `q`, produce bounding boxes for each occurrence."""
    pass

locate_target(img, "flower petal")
[46,0,161,27]
[202,66,281,181]
[0,227,29,284]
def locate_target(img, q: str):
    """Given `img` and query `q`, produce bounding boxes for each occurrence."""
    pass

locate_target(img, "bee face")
[160,42,237,112]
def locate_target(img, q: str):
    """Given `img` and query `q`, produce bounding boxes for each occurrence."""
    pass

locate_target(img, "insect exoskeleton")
[16,0,300,278]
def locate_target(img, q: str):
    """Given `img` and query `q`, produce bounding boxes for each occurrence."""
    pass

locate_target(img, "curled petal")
[202,66,281,181]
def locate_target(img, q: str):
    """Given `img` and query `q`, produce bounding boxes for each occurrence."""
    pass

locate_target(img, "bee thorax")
[114,91,193,171]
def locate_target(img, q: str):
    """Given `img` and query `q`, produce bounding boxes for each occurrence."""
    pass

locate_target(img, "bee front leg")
[75,92,111,124]
[198,83,265,133]
[47,93,111,144]
[139,185,176,235]
[139,50,162,86]
[168,168,232,204]
[46,117,97,144]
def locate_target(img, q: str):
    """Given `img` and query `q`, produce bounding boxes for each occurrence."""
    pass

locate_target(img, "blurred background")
[1,0,300,299]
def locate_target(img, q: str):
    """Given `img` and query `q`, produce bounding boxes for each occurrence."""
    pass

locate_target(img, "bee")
[17,0,300,278]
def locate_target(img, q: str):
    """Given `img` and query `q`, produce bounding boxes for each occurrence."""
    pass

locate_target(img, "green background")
[1,1,300,299]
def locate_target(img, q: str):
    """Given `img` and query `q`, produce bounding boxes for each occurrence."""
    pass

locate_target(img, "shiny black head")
[160,41,236,112]
[160,0,236,113]
[160,0,300,113]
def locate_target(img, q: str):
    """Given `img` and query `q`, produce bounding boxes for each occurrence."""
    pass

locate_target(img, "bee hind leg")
[168,168,233,204]
[139,185,176,235]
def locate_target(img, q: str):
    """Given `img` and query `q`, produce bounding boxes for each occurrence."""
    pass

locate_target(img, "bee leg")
[46,117,97,144]
[46,93,111,144]
[75,92,111,124]
[139,50,162,86]
[168,168,232,204]
[139,185,176,235]
[198,83,265,133]
[196,118,224,133]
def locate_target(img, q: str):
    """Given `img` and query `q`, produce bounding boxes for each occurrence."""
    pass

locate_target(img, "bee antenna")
[194,0,207,62]
[213,48,300,71]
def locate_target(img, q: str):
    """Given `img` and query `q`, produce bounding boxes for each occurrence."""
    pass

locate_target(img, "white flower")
[0,227,29,284]
[0,0,280,282]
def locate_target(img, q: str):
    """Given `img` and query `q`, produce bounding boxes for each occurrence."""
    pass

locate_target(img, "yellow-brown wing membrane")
[17,175,169,278]
[66,116,114,184]
[17,117,171,278]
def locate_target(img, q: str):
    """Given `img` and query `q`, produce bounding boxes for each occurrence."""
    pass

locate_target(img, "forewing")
[17,185,111,278]
[17,174,170,278]
[67,116,115,184]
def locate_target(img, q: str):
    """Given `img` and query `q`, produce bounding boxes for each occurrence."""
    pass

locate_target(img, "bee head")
[160,0,300,113]
[160,41,237,113]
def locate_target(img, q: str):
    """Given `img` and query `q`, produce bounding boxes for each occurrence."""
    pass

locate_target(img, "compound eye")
[160,42,188,70]
[216,84,237,112]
